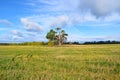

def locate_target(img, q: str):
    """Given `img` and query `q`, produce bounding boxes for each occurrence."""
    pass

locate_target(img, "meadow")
[0,44,120,80]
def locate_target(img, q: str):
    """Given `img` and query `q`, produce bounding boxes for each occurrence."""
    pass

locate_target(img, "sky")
[0,0,120,43]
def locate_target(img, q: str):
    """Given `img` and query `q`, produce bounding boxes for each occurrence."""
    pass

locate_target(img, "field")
[0,44,120,80]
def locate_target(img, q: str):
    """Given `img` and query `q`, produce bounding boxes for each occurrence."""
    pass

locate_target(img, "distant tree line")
[0,43,10,45]
[65,40,120,45]
[0,42,47,46]
[84,40,120,44]
[0,40,120,46]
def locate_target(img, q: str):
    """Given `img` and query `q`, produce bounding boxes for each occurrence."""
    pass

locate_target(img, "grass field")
[0,44,120,80]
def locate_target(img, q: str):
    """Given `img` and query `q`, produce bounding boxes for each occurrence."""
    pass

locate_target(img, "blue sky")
[0,0,120,43]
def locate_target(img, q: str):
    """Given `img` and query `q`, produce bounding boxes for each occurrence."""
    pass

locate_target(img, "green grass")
[0,44,120,80]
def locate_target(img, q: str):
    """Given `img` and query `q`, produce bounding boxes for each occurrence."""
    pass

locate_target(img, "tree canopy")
[46,29,56,41]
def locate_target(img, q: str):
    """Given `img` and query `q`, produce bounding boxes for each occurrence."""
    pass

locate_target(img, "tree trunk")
[58,33,61,46]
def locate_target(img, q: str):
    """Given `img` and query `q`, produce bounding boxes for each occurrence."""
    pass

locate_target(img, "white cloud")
[21,18,42,32]
[104,13,120,22]
[11,30,24,39]
[19,12,119,33]
[51,15,70,28]
[27,0,120,17]
[20,15,71,30]
[79,0,120,17]
[12,36,23,40]
[0,19,12,26]
[26,0,79,12]
[25,0,120,24]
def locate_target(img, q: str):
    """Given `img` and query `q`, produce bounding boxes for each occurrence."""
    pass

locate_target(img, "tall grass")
[0,44,120,80]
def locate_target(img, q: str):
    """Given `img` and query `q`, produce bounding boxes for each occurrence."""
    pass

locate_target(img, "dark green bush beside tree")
[46,29,56,46]
[46,29,56,41]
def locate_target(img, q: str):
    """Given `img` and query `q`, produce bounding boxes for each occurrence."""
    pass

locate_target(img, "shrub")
[48,41,54,46]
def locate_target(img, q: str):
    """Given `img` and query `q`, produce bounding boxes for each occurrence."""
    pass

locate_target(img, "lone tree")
[54,28,68,46]
[46,28,68,46]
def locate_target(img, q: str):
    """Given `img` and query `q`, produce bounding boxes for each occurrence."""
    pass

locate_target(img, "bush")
[48,41,54,46]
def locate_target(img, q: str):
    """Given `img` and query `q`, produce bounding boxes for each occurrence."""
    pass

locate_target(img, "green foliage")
[46,29,56,41]
[0,44,120,80]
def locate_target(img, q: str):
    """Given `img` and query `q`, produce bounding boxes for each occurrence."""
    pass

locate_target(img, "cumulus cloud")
[0,19,12,25]
[22,15,72,29]
[79,0,120,17]
[21,18,42,32]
